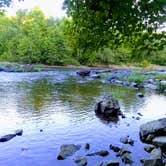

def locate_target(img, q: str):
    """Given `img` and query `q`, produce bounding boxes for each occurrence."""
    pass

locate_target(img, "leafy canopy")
[64,0,166,52]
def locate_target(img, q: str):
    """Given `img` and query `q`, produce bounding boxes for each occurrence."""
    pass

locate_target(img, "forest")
[0,0,166,66]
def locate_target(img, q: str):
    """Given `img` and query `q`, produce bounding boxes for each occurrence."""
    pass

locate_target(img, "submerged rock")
[86,150,109,157]
[57,144,81,160]
[77,68,91,76]
[97,160,119,166]
[120,136,134,146]
[15,129,23,136]
[84,143,90,150]
[139,118,166,143]
[74,156,87,166]
[95,96,120,117]
[0,134,16,142]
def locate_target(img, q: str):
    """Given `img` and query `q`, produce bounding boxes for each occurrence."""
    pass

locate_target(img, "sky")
[6,0,66,18]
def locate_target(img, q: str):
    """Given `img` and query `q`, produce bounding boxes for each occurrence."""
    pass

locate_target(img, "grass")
[154,74,166,80]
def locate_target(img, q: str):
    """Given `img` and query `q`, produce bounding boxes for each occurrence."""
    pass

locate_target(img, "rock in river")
[152,136,166,148]
[139,118,166,143]
[143,159,164,166]
[95,96,120,117]
[57,144,81,160]
[74,156,87,166]
[0,134,16,142]
[77,68,91,76]
[15,129,23,136]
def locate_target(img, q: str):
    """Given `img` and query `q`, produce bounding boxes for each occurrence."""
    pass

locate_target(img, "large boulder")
[152,136,166,148]
[0,134,16,142]
[77,68,91,76]
[95,96,120,116]
[139,118,166,143]
[57,144,81,160]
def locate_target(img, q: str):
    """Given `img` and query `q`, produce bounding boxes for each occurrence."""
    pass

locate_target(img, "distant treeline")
[0,8,166,66]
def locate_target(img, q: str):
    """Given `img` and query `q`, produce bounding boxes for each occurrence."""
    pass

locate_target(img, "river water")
[0,68,165,166]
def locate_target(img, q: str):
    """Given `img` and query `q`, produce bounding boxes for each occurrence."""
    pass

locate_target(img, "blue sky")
[6,0,66,18]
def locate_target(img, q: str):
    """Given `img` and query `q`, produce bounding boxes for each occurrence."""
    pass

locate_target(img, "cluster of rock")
[77,68,166,93]
[0,129,23,142]
[139,118,166,166]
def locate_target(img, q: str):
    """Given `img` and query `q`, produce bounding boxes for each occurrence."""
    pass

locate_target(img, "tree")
[64,0,166,53]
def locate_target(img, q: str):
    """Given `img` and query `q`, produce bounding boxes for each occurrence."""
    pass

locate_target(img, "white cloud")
[6,0,66,18]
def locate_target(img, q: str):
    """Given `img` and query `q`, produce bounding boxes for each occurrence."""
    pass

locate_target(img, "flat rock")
[97,160,119,166]
[150,148,162,159]
[87,150,109,157]
[152,136,166,148]
[144,144,156,153]
[139,118,166,142]
[57,144,81,160]
[0,134,16,142]
[77,68,91,76]
[74,156,87,166]
[143,159,164,166]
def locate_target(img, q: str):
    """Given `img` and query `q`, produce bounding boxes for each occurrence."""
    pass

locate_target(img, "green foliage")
[154,74,166,80]
[157,83,166,93]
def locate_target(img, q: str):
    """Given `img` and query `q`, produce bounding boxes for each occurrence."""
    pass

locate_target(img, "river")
[0,68,165,166]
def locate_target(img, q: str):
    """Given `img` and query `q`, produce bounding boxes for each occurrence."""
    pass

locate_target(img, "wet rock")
[152,136,166,148]
[74,156,87,166]
[86,150,109,157]
[137,92,144,98]
[40,129,43,132]
[97,160,119,166]
[77,68,91,76]
[137,112,143,116]
[144,84,157,90]
[91,74,101,79]
[15,129,23,136]
[57,144,81,160]
[130,82,139,88]
[150,148,162,159]
[143,159,164,166]
[146,134,155,142]
[84,143,90,150]
[95,96,120,117]
[109,144,121,152]
[139,118,166,143]
[0,134,16,142]
[144,144,156,153]
[120,136,134,146]
[116,147,131,157]
[123,81,130,86]
[121,152,133,164]
[136,117,141,120]
[0,65,5,71]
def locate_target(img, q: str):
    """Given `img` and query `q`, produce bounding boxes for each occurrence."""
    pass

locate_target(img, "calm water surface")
[0,69,165,166]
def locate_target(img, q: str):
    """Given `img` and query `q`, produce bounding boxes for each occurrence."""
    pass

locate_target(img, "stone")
[74,156,87,166]
[137,92,144,98]
[144,84,157,90]
[57,144,81,160]
[150,148,162,159]
[120,136,134,146]
[121,152,133,164]
[77,68,91,76]
[86,150,109,157]
[136,117,141,120]
[144,144,156,153]
[0,134,16,142]
[15,129,23,136]
[143,159,164,166]
[137,112,143,116]
[84,143,90,150]
[95,96,120,116]
[97,160,119,166]
[109,144,121,152]
[139,118,166,142]
[152,136,166,148]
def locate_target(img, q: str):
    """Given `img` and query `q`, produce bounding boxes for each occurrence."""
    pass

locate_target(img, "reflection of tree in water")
[18,78,55,112]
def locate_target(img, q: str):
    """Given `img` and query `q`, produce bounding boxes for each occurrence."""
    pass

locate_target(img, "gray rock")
[77,68,91,76]
[146,134,155,142]
[74,156,87,166]
[137,92,144,98]
[0,134,16,142]
[84,143,90,150]
[150,148,162,159]
[95,96,120,116]
[143,159,164,166]
[144,144,156,153]
[144,84,157,90]
[15,129,23,136]
[137,112,143,116]
[139,118,166,142]
[121,152,133,164]
[130,82,139,88]
[87,150,109,157]
[57,144,81,160]
[97,160,119,166]
[152,136,166,148]
[120,136,134,146]
[109,144,121,152]
[116,147,131,157]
